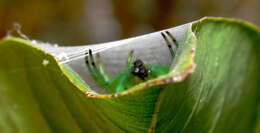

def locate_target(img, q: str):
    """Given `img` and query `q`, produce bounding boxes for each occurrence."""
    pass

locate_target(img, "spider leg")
[126,50,134,69]
[166,31,179,48]
[161,31,178,58]
[85,50,99,82]
[85,50,96,78]
[112,50,135,93]
[85,49,109,89]
[95,53,110,82]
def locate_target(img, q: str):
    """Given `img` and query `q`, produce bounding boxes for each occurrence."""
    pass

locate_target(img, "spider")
[85,31,179,93]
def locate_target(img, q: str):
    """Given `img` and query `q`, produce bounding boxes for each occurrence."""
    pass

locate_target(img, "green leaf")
[0,17,259,133]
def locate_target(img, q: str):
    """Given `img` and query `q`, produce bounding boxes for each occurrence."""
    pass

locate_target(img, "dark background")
[1,0,259,45]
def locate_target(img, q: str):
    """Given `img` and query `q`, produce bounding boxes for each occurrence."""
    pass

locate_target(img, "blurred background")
[0,0,259,46]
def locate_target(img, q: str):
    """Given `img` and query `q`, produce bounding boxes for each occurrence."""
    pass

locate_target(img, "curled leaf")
[0,17,259,133]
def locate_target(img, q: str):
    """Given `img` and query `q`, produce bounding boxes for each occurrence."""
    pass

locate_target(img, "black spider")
[131,59,150,80]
